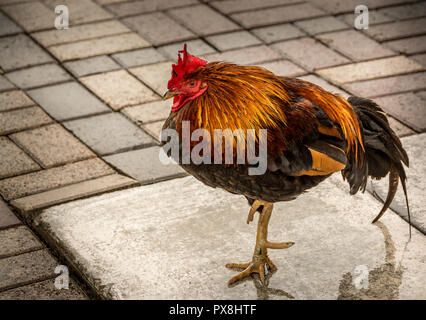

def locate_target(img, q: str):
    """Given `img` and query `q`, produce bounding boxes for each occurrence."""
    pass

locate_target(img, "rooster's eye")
[189,81,196,87]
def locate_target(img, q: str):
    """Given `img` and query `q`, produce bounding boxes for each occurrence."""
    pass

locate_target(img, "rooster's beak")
[163,90,180,100]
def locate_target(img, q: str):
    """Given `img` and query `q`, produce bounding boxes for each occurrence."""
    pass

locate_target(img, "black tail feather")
[345,96,410,235]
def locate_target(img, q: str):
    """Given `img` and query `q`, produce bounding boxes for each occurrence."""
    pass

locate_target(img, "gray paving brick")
[0,278,88,300]
[387,116,415,137]
[375,92,426,132]
[251,24,305,44]
[0,136,40,179]
[202,45,282,65]
[63,112,155,155]
[366,18,426,42]
[43,0,113,25]
[317,30,395,62]
[158,40,216,61]
[0,35,52,71]
[2,1,56,32]
[385,36,426,55]
[28,82,110,121]
[6,64,72,89]
[112,48,167,68]
[231,3,325,28]
[168,4,240,36]
[129,62,172,96]
[11,174,138,212]
[410,53,426,67]
[378,2,426,20]
[0,76,14,92]
[0,249,57,291]
[206,31,261,51]
[295,16,348,35]
[308,0,414,14]
[0,0,29,4]
[80,70,158,110]
[10,124,95,169]
[0,226,43,258]
[317,56,423,85]
[416,90,426,100]
[0,200,21,230]
[142,120,164,141]
[338,10,393,26]
[32,20,131,47]
[343,72,426,98]
[298,74,350,98]
[0,158,114,201]
[64,56,121,78]
[103,146,186,184]
[123,12,195,46]
[97,0,135,4]
[106,0,197,17]
[211,0,301,14]
[108,0,141,3]
[122,100,171,125]
[48,33,150,61]
[0,106,53,135]
[256,60,307,77]
[0,90,34,112]
[272,38,350,71]
[0,11,21,36]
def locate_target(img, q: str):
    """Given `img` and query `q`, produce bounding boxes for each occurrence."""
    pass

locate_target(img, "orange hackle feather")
[185,62,289,133]
[176,63,290,159]
[176,62,364,166]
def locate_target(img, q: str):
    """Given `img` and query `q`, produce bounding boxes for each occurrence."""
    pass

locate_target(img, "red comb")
[167,44,207,90]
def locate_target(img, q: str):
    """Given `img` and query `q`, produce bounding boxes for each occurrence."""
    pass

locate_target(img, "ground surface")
[0,0,425,299]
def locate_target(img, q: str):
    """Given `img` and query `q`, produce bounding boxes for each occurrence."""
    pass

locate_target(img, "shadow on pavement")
[337,221,408,300]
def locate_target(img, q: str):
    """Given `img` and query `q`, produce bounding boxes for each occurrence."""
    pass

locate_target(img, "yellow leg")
[226,200,294,285]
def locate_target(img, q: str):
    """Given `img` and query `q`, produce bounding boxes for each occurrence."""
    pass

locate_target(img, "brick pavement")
[0,0,424,299]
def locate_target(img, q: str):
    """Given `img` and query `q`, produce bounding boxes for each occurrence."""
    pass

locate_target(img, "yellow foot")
[232,199,294,286]
[226,254,279,285]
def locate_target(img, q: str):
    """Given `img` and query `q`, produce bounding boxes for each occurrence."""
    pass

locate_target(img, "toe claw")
[228,265,253,286]
[265,241,295,249]
[258,264,265,284]
[265,255,278,272]
[226,262,251,269]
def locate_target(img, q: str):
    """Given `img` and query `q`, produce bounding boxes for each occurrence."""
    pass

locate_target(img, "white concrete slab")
[367,133,426,233]
[35,172,426,300]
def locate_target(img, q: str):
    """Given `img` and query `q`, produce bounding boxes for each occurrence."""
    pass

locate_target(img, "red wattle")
[171,86,208,113]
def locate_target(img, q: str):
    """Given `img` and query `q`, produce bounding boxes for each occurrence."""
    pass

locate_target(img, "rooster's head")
[163,44,208,112]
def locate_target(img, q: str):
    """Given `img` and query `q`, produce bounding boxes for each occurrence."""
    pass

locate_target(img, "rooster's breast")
[161,114,329,202]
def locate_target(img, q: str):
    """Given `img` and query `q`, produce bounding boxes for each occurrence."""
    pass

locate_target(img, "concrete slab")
[367,133,426,234]
[35,174,425,299]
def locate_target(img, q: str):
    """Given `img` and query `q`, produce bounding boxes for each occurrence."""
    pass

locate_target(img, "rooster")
[161,45,410,286]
